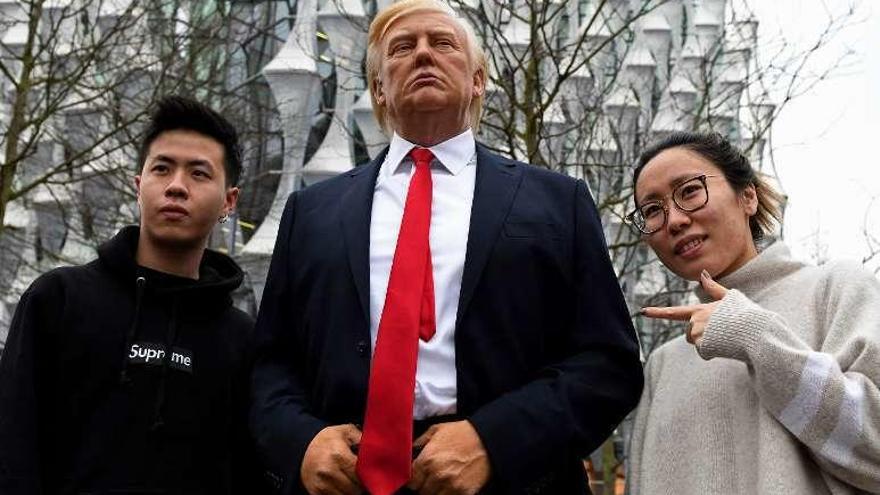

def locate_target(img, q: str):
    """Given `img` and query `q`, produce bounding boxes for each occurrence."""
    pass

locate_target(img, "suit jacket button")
[356,341,368,356]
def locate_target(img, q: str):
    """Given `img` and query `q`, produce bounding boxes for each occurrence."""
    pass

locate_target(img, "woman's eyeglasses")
[625,174,718,235]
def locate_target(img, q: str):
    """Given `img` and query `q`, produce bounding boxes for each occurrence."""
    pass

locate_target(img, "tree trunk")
[0,0,43,239]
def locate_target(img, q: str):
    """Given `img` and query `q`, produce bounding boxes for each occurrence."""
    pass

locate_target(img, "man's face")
[135,129,238,250]
[375,11,484,130]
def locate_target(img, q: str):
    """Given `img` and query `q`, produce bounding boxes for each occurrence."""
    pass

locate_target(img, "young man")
[0,96,257,494]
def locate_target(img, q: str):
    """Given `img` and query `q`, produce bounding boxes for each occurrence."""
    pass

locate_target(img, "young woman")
[626,132,880,494]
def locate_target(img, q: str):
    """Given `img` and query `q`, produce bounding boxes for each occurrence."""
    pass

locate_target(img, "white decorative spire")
[302,0,368,185]
[240,0,322,305]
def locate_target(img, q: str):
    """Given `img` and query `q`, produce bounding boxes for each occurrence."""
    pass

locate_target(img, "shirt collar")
[383,128,476,177]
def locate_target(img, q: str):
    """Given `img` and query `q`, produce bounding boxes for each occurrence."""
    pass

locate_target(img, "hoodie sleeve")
[0,273,64,494]
[698,262,880,492]
[250,192,329,494]
[225,310,267,494]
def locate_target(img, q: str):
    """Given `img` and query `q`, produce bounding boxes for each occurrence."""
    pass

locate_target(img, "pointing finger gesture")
[641,270,729,348]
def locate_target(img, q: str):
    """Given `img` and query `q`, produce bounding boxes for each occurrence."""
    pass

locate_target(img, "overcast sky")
[748,0,879,271]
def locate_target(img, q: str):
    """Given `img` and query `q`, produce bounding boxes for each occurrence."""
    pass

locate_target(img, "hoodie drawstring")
[119,276,147,384]
[151,300,179,431]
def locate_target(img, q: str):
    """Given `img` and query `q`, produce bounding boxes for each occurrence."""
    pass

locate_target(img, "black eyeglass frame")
[625,174,719,235]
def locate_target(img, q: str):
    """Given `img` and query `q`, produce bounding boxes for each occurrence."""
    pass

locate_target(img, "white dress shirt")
[369,129,476,419]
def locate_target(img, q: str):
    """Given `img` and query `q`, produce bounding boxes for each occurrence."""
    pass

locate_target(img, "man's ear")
[134,175,142,200]
[741,183,758,216]
[224,186,240,214]
[373,77,385,106]
[472,67,485,98]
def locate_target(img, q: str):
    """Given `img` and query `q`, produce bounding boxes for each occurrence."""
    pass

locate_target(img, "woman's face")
[635,146,759,281]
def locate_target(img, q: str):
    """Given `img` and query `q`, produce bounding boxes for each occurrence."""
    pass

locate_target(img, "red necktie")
[357,148,437,495]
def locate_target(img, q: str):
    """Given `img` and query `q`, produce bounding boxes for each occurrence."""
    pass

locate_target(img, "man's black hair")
[138,96,242,186]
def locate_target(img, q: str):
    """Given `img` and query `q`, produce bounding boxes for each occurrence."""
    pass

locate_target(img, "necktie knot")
[409,147,434,171]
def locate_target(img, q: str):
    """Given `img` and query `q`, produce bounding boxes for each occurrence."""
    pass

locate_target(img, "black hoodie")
[0,226,258,494]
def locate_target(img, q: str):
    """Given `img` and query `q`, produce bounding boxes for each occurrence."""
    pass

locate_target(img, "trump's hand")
[407,420,490,495]
[301,424,363,495]
[641,270,728,348]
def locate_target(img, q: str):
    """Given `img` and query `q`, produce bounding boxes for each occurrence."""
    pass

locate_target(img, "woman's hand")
[641,270,728,347]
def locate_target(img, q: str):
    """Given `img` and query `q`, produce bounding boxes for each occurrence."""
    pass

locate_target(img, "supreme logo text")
[128,342,193,373]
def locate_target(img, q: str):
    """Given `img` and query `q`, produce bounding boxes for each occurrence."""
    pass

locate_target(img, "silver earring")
[219,213,229,224]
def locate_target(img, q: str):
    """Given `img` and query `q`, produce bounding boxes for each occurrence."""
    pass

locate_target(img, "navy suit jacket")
[250,144,643,494]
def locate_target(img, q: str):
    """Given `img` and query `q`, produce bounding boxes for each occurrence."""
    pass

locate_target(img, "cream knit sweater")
[628,242,880,494]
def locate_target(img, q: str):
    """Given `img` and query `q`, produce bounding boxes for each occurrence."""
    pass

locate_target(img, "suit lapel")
[340,150,387,325]
[456,144,523,323]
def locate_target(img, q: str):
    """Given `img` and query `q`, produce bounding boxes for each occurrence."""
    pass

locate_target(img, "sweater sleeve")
[625,353,657,495]
[697,264,880,492]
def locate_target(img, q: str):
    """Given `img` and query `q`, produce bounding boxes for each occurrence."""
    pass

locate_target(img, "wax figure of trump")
[250,1,643,494]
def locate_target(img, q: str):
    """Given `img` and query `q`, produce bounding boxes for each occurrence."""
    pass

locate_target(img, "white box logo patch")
[128,342,194,373]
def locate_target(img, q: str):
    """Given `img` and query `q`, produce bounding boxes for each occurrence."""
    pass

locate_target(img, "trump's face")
[374,11,483,134]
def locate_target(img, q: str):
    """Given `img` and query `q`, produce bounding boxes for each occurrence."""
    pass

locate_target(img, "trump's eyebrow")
[386,26,461,45]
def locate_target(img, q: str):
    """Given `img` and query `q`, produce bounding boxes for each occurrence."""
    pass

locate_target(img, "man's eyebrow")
[151,155,213,167]
[428,26,458,36]
[387,27,459,43]
[386,31,415,44]
[185,159,212,167]
[152,154,176,163]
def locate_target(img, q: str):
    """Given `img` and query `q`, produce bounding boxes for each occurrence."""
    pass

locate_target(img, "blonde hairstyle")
[366,0,488,134]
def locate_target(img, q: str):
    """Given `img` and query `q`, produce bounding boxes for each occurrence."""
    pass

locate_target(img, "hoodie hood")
[97,225,244,302]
